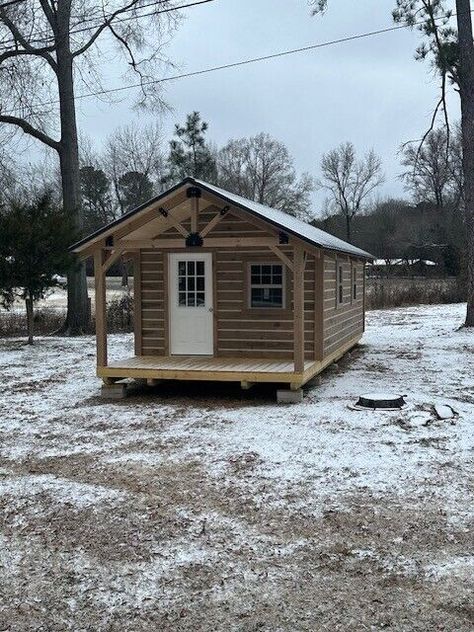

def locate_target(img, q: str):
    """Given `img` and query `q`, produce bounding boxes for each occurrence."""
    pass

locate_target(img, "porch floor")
[98,355,320,386]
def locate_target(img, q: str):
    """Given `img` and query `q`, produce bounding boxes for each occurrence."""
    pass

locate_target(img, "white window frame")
[248,262,286,310]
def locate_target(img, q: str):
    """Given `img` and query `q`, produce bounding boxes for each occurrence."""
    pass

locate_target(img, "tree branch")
[0,8,57,69]
[38,0,57,36]
[0,114,59,150]
[71,0,143,58]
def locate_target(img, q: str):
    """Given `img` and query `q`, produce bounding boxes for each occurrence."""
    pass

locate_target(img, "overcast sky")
[76,0,460,214]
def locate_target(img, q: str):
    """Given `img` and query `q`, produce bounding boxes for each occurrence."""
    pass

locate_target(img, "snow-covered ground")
[0,303,473,631]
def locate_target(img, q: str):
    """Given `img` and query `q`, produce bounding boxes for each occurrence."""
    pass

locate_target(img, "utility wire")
[0,0,216,51]
[1,7,469,119]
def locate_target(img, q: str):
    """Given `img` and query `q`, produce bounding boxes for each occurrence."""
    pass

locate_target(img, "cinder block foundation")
[101,382,128,400]
[100,378,145,400]
[277,388,304,404]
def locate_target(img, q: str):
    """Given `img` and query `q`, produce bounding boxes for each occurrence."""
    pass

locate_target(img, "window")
[352,265,357,300]
[178,260,205,307]
[249,263,284,308]
[338,264,344,305]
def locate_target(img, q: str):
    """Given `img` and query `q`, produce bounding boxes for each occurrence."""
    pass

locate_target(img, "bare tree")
[0,0,179,333]
[318,142,384,242]
[105,121,166,216]
[401,127,463,209]
[392,0,474,325]
[217,132,314,219]
[104,121,165,286]
[312,0,474,326]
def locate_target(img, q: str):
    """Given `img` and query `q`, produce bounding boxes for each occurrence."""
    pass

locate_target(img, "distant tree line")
[314,127,465,277]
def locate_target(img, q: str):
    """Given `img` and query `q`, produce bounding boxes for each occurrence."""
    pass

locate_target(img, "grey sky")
[78,0,460,214]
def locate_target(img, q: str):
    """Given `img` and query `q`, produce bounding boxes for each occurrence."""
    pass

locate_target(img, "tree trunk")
[345,213,352,243]
[25,293,34,345]
[57,5,89,335]
[456,0,474,326]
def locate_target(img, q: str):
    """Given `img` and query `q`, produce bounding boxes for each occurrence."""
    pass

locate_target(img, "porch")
[98,355,321,389]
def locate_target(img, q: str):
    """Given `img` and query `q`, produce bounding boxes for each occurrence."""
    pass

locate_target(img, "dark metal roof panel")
[193,179,373,259]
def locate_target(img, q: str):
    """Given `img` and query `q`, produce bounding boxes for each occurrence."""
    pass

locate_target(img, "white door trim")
[168,252,214,356]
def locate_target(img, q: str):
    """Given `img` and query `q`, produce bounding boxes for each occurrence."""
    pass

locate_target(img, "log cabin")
[71,177,373,398]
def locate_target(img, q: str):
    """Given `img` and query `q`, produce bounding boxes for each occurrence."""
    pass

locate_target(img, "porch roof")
[71,177,373,260]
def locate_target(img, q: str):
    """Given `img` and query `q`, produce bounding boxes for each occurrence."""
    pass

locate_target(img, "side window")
[353,264,357,300]
[249,263,284,308]
[338,264,344,305]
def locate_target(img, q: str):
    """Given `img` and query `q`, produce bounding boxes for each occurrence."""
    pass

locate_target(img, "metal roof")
[71,177,373,259]
[193,179,373,259]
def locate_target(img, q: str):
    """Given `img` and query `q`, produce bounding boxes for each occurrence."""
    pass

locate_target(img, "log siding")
[323,255,364,357]
[138,209,364,363]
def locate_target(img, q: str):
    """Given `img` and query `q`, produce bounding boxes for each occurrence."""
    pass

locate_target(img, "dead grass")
[1,443,473,631]
[0,304,473,630]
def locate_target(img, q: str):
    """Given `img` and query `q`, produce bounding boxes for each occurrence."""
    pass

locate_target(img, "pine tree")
[164,112,217,184]
[0,192,75,344]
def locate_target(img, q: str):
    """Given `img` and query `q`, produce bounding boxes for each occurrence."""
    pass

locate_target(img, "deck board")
[98,354,319,386]
[98,334,362,388]
[106,355,314,373]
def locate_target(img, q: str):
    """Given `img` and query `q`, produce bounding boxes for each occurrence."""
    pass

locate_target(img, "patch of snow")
[0,474,126,509]
[425,556,474,581]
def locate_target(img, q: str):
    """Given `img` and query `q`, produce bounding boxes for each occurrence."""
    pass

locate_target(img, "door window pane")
[177,259,206,307]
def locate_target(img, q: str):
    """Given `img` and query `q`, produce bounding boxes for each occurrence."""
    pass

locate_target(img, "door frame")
[168,251,215,356]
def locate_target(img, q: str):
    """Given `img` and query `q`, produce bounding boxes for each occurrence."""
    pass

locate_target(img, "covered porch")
[99,355,321,390]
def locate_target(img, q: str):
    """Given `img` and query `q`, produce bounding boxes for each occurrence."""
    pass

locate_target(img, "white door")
[169,253,214,355]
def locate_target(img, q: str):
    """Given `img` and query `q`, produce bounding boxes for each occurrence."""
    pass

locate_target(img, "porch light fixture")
[220,205,230,216]
[159,207,168,217]
[186,232,203,247]
[279,232,289,245]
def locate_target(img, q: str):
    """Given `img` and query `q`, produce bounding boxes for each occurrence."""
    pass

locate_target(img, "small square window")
[249,263,284,308]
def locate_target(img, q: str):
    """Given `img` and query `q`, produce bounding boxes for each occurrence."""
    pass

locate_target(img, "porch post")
[133,251,142,356]
[94,249,107,369]
[293,244,305,374]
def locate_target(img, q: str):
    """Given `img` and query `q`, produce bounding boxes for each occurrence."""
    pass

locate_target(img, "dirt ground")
[0,303,473,631]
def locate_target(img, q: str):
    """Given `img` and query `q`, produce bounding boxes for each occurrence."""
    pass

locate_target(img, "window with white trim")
[249,263,284,308]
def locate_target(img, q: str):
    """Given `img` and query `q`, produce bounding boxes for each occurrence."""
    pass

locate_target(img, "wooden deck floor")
[98,355,319,386]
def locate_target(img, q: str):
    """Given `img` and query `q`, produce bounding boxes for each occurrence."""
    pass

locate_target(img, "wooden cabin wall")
[322,254,364,358]
[214,248,315,360]
[136,209,317,360]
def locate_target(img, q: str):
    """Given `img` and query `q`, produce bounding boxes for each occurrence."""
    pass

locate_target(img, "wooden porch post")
[293,245,305,374]
[133,251,142,356]
[94,249,107,369]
